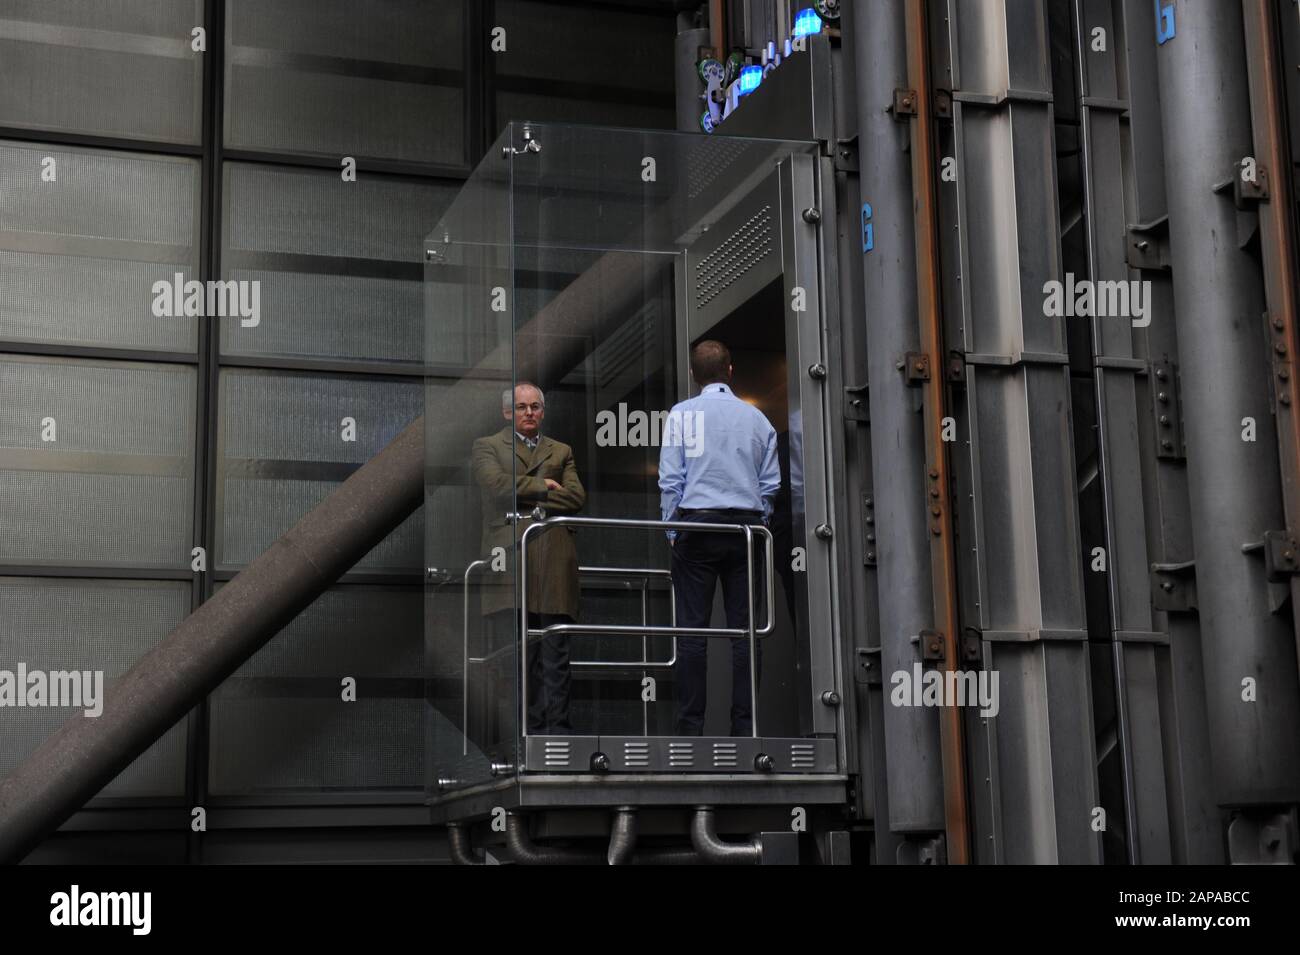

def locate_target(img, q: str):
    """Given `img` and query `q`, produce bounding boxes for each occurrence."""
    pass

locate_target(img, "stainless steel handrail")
[520,515,775,739]
[459,559,677,753]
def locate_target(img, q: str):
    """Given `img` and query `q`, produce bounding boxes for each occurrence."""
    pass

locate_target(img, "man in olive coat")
[472,382,585,735]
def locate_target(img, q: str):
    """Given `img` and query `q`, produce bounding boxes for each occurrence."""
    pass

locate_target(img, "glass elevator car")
[422,123,846,856]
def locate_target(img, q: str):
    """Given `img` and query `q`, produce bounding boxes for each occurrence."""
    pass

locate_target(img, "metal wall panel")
[0,577,190,798]
[0,355,195,566]
[0,0,203,144]
[224,0,466,165]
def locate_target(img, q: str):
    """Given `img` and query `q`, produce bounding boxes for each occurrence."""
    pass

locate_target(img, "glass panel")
[425,123,819,794]
[423,136,514,792]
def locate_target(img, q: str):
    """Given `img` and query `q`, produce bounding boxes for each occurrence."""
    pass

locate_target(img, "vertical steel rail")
[904,0,971,863]
[936,0,1100,862]
[1068,0,1173,864]
[1155,0,1300,811]
[1114,0,1221,863]
[850,0,947,841]
[1242,0,1300,680]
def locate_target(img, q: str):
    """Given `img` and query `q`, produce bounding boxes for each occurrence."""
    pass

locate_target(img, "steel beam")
[935,0,1101,863]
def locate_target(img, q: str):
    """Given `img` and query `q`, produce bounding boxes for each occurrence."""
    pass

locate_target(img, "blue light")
[739,65,763,95]
[793,8,823,36]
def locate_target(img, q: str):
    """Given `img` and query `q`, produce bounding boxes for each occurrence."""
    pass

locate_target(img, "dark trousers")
[671,510,764,736]
[484,610,573,736]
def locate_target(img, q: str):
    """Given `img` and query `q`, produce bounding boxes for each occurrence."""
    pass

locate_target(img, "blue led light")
[739,65,763,95]
[794,8,823,37]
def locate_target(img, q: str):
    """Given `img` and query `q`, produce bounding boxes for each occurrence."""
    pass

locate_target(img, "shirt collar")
[516,430,540,449]
[702,383,733,396]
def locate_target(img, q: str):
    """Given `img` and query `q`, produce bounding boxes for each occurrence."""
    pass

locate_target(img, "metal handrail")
[460,559,678,753]
[520,515,775,739]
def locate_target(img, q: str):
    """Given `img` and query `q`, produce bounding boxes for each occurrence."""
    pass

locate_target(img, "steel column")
[936,0,1101,863]
[1155,0,1300,809]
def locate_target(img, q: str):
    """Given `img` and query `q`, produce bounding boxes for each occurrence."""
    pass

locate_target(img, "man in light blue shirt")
[659,340,780,736]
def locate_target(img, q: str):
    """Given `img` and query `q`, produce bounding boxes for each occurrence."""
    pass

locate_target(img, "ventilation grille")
[622,741,650,768]
[790,742,816,770]
[712,741,739,769]
[543,740,572,768]
[668,741,695,768]
[693,205,773,308]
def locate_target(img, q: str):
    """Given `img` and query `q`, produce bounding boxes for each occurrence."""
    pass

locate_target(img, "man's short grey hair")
[503,382,545,411]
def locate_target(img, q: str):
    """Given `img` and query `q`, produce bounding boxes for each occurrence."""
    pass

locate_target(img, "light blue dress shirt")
[658,383,781,539]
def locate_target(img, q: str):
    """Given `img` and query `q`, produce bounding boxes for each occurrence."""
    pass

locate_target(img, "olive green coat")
[471,426,586,618]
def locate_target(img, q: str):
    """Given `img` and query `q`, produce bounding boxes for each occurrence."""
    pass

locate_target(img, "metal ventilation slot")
[543,741,572,768]
[693,206,773,309]
[790,743,816,770]
[668,741,696,768]
[622,741,650,768]
[712,742,739,769]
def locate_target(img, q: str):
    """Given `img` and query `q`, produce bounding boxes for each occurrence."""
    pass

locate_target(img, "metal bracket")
[1151,560,1197,612]
[1234,164,1270,206]
[1262,530,1300,581]
[1151,359,1185,460]
[892,88,917,117]
[834,136,859,173]
[933,89,953,120]
[1265,311,1295,411]
[1126,217,1171,271]
[1227,808,1297,865]
[862,494,877,566]
[903,352,930,385]
[844,382,869,422]
[916,629,945,662]
[856,646,882,686]
[896,833,946,865]
[960,629,982,665]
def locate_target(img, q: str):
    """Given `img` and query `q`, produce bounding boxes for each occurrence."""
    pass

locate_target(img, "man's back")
[659,382,780,522]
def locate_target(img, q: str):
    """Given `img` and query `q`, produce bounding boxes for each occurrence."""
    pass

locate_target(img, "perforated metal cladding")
[693,205,774,308]
[217,369,423,569]
[224,162,455,262]
[219,269,420,364]
[494,0,671,87]
[0,141,196,244]
[230,0,462,64]
[224,0,464,162]
[220,369,420,462]
[227,69,464,165]
[207,586,423,793]
[495,93,673,137]
[0,578,189,797]
[688,136,755,200]
[0,251,197,352]
[0,357,194,455]
[0,357,194,565]
[0,2,202,144]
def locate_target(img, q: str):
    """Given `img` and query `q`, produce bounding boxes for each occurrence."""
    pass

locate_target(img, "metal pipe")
[1242,0,1300,681]
[689,807,761,864]
[902,0,971,864]
[846,0,947,838]
[607,808,638,865]
[505,812,605,865]
[447,823,484,866]
[1156,0,1300,807]
[0,415,425,865]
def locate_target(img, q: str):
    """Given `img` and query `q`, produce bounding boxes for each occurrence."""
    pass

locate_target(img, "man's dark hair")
[690,340,732,386]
